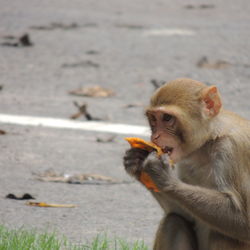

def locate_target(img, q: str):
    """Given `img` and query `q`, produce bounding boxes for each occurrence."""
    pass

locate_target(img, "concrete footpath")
[0,0,250,247]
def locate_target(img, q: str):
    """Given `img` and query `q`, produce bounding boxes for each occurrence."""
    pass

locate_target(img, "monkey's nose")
[151,134,160,143]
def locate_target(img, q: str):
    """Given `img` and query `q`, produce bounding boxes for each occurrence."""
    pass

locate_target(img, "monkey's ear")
[202,86,222,117]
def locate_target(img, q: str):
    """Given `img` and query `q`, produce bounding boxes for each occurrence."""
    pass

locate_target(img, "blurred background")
[0,0,250,247]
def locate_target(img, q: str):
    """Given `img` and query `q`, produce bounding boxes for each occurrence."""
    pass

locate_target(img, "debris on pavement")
[82,23,98,28]
[86,50,99,55]
[96,135,116,143]
[150,79,165,89]
[184,4,215,9]
[6,193,35,200]
[70,101,102,120]
[115,23,145,30]
[62,60,100,68]
[26,202,77,208]
[1,33,33,47]
[69,85,115,98]
[123,103,144,108]
[30,22,79,30]
[0,85,3,91]
[197,56,231,69]
[30,22,98,30]
[35,169,128,185]
[0,129,6,135]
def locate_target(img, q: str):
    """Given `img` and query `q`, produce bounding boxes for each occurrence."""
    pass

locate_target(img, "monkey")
[123,78,250,250]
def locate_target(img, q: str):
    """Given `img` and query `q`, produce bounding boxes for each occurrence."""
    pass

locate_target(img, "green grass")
[83,234,148,250]
[0,225,148,250]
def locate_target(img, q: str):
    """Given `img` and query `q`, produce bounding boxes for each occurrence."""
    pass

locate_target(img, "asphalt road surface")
[0,0,250,247]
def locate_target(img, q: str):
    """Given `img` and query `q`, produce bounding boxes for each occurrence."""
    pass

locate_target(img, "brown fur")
[124,78,250,250]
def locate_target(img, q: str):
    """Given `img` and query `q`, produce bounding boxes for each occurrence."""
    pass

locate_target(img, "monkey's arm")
[144,155,250,242]
[165,182,249,241]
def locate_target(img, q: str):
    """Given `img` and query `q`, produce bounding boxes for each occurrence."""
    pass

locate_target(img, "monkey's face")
[146,108,184,162]
[147,79,222,162]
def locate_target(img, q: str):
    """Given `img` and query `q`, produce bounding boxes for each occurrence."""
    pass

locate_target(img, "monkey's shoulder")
[220,110,250,141]
[176,132,250,188]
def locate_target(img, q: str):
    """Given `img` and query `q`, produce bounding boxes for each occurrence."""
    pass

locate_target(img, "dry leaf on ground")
[150,79,165,89]
[197,56,231,69]
[69,85,115,98]
[26,202,76,208]
[1,33,33,47]
[35,170,127,185]
[62,60,99,68]
[123,103,143,108]
[6,193,35,200]
[96,135,116,143]
[0,129,6,135]
[30,22,79,30]
[184,4,215,9]
[70,101,102,120]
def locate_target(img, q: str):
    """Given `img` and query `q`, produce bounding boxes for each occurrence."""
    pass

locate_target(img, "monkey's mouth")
[163,146,173,155]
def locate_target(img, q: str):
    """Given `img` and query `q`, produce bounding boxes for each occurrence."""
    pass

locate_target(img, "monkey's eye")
[162,114,173,122]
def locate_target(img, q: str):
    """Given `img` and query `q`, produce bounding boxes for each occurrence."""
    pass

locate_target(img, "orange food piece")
[139,172,160,192]
[125,137,163,156]
[125,137,163,192]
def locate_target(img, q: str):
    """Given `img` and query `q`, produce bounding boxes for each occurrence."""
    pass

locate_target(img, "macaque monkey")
[124,78,250,250]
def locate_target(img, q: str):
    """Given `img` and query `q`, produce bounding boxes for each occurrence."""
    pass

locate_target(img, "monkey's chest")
[177,163,215,188]
[175,164,213,250]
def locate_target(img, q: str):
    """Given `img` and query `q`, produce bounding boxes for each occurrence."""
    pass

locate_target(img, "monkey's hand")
[143,152,177,191]
[123,148,150,179]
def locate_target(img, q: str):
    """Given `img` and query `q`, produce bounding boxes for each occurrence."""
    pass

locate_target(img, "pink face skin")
[147,108,183,162]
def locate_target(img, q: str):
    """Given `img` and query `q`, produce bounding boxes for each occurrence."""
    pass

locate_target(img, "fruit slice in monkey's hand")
[139,172,160,192]
[125,137,163,156]
[125,137,170,192]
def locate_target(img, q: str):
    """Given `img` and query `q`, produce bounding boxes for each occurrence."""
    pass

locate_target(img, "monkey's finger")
[143,151,163,171]
[123,157,140,166]
[148,151,162,163]
[124,148,149,160]
[123,159,143,177]
[159,154,171,168]
[125,147,149,155]
[123,154,147,164]
[123,157,144,169]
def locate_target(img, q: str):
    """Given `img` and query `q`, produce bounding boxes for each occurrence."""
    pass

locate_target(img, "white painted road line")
[0,113,150,136]
[143,28,195,36]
